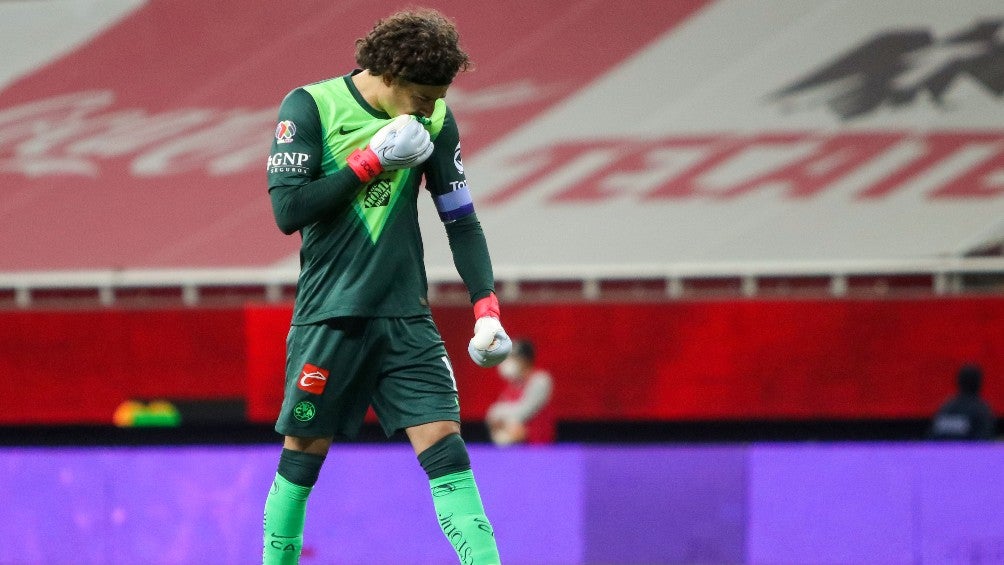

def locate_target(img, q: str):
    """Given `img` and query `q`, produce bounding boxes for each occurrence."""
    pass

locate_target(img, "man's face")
[382,78,448,118]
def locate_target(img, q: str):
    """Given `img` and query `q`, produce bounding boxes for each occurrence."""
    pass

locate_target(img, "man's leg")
[408,421,501,565]
[266,318,376,563]
[263,436,332,565]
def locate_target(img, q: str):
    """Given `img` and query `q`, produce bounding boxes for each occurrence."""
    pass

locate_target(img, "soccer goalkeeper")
[263,9,510,565]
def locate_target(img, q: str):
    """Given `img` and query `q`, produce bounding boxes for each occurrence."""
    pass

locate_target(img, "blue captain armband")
[433,185,475,223]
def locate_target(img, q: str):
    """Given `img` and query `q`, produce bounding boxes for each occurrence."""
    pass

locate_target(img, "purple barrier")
[582,447,746,564]
[1,444,1002,564]
[0,445,582,565]
[747,444,1004,565]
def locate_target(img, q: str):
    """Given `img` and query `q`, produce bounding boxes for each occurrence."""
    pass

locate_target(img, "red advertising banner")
[0,0,704,271]
[1,298,1000,424]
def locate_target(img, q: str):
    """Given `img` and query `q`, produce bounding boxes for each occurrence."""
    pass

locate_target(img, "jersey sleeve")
[266,87,364,235]
[267,88,324,189]
[423,107,474,223]
[425,107,494,302]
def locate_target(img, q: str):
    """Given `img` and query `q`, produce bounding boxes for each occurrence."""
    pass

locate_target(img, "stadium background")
[1,0,1002,563]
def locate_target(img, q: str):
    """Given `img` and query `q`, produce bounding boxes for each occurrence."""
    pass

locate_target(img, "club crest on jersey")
[275,120,297,144]
[297,363,329,395]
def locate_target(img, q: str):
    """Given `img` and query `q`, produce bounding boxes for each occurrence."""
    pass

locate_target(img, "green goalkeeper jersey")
[267,72,491,324]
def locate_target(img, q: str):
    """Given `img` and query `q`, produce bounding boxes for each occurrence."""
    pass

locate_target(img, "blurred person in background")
[929,363,996,440]
[486,340,555,445]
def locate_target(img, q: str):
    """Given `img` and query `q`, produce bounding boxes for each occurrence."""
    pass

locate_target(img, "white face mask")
[498,358,522,381]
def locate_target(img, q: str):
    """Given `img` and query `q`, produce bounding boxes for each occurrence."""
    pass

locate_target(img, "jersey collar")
[344,70,391,119]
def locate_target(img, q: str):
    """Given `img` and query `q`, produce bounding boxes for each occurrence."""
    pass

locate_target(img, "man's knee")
[283,435,333,456]
[407,420,461,455]
[417,433,470,480]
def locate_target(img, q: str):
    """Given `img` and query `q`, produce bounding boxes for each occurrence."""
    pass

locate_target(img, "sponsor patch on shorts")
[297,363,329,395]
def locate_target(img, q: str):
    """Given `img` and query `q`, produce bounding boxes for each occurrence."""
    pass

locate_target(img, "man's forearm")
[445,213,495,302]
[269,168,363,234]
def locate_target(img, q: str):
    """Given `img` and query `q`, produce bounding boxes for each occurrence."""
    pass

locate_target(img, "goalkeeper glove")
[467,293,512,368]
[347,115,434,182]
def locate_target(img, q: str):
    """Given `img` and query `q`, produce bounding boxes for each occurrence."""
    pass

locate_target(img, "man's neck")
[351,70,386,113]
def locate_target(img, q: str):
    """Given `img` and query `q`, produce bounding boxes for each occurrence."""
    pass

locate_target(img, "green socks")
[420,434,500,565]
[263,439,499,565]
[430,469,501,565]
[263,474,311,564]
[263,449,325,565]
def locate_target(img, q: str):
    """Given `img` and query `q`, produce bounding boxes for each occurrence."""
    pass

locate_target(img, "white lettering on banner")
[484,133,1004,205]
[0,83,558,180]
[132,109,275,176]
[2,93,1001,205]
[0,91,274,178]
[0,91,114,176]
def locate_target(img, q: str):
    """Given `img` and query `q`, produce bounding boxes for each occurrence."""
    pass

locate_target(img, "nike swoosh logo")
[339,125,363,135]
[270,532,298,539]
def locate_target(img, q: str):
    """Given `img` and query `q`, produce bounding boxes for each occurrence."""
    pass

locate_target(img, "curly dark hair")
[355,9,472,86]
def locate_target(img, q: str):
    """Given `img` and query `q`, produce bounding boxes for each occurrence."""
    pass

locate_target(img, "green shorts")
[275,315,460,439]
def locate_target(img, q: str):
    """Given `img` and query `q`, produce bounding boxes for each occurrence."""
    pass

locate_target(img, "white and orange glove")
[346,115,434,182]
[467,293,512,368]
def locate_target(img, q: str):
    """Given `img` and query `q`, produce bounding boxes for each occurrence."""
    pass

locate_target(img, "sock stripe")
[418,433,471,480]
[277,447,325,487]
